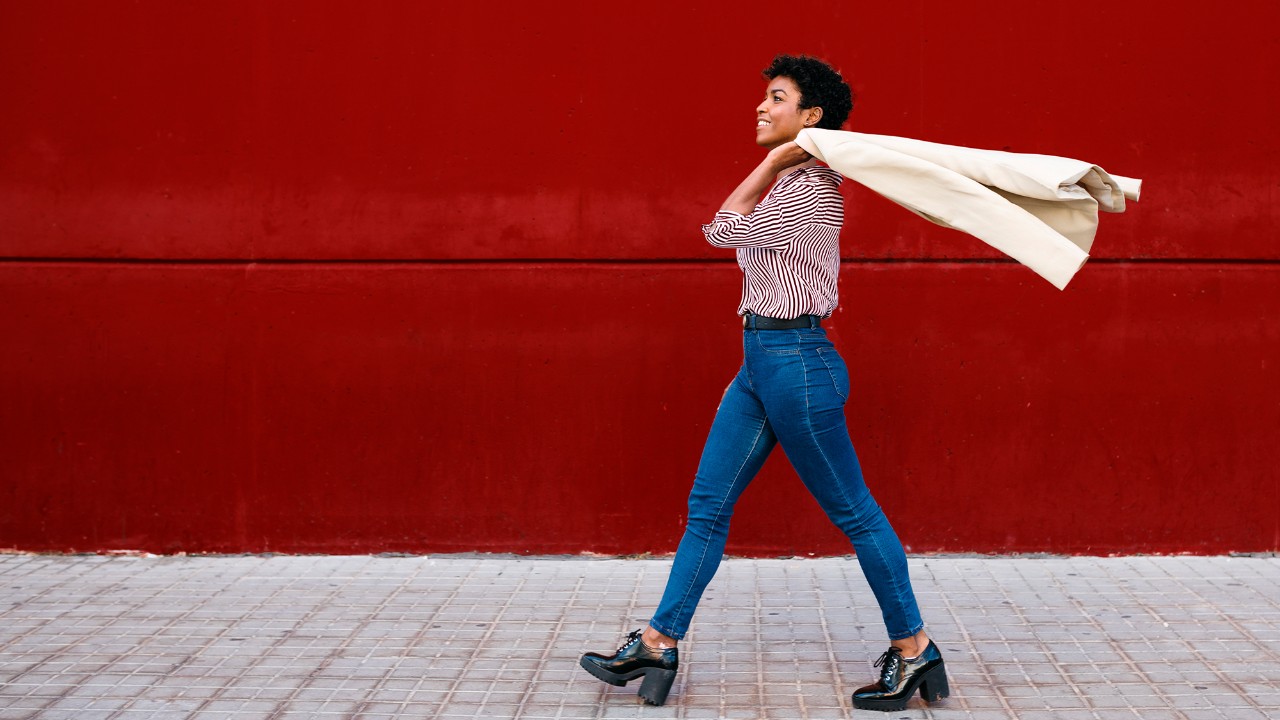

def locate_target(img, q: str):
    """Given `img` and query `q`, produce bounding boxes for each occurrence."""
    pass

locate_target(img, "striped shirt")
[701,165,844,319]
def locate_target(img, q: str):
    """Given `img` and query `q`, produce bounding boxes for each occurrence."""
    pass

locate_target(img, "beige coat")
[793,128,1141,290]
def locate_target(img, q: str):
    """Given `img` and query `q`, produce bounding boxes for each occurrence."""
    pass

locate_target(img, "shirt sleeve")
[701,177,822,249]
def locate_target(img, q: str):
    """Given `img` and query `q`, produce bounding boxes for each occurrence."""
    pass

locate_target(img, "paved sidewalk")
[0,554,1277,719]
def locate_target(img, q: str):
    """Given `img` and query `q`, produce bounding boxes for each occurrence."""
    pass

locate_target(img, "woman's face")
[755,76,820,148]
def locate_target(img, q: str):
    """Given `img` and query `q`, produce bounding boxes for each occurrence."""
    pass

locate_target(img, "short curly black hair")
[762,54,853,130]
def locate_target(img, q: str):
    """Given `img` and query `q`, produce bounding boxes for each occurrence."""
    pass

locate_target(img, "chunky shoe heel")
[852,640,948,711]
[918,664,950,702]
[580,630,679,705]
[638,667,677,705]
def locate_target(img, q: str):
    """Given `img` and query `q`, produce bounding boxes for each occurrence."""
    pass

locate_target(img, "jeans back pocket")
[816,346,850,402]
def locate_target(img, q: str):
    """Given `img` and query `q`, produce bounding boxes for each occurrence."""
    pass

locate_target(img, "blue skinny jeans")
[649,323,924,641]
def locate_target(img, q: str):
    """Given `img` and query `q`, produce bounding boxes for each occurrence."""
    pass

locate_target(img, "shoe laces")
[615,630,643,655]
[873,647,903,683]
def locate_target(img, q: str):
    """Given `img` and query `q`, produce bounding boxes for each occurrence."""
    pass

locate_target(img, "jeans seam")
[802,352,916,640]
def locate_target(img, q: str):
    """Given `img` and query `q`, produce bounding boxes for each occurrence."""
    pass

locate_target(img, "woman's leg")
[648,366,777,640]
[748,330,947,710]
[750,330,924,641]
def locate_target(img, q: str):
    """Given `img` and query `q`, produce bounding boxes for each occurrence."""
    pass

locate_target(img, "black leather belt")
[742,313,823,330]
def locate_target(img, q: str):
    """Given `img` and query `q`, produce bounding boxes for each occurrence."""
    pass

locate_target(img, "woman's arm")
[718,142,814,214]
[703,142,820,249]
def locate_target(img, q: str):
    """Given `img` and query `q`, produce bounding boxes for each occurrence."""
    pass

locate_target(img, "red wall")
[2,2,1277,554]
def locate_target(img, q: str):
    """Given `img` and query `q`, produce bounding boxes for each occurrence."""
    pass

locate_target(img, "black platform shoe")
[580,629,679,706]
[851,640,948,711]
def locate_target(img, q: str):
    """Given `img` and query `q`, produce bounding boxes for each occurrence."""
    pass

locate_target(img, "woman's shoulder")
[769,166,843,209]
[776,165,843,193]
[803,165,843,187]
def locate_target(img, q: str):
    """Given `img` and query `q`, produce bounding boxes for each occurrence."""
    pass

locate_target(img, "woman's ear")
[805,107,824,127]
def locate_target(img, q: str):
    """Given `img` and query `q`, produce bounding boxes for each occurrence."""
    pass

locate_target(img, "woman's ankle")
[642,626,677,649]
[890,629,929,659]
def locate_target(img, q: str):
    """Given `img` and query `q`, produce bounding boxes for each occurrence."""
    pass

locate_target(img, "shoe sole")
[579,657,676,705]
[852,663,949,711]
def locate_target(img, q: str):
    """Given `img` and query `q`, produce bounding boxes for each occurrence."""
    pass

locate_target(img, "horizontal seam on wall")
[1,257,1277,267]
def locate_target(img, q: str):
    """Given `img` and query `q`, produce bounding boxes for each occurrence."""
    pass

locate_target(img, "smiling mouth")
[756,119,770,128]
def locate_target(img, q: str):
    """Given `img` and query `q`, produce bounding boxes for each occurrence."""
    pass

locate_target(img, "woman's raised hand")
[717,141,816,213]
[764,142,813,172]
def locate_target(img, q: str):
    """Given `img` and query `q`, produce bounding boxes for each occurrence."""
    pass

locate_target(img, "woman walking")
[579,55,948,712]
